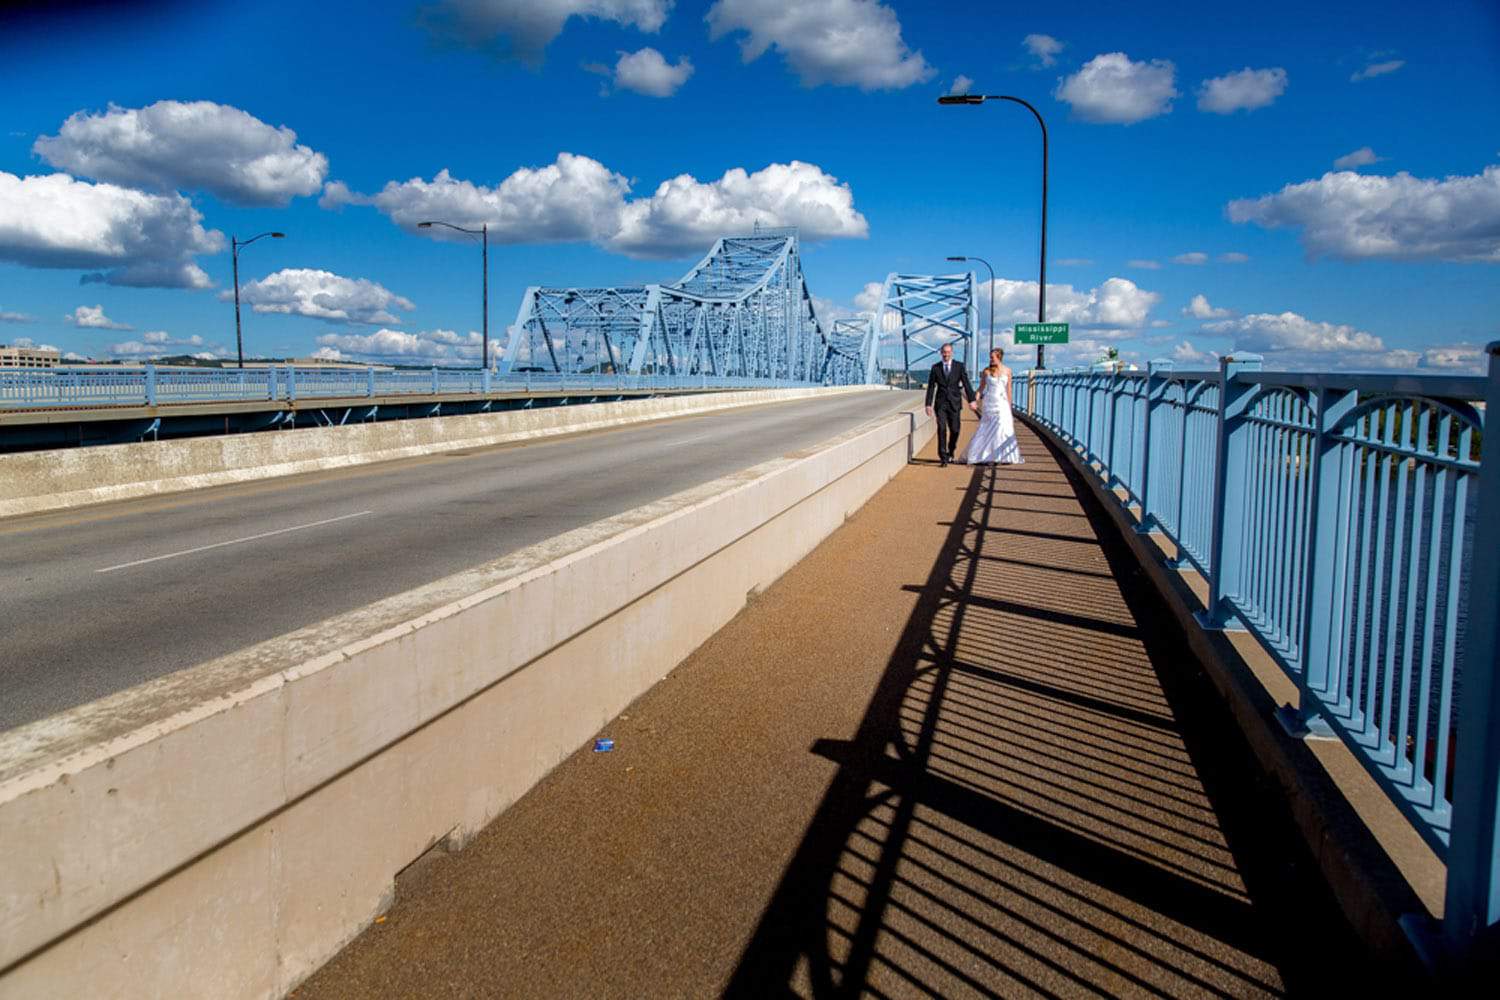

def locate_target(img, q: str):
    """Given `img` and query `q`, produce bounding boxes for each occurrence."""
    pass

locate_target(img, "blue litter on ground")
[593,738,615,752]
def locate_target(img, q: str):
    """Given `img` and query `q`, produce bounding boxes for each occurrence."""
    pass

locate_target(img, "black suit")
[925,360,975,463]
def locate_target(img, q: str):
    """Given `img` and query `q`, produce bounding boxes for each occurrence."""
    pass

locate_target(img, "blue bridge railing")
[1015,347,1500,955]
[0,366,822,410]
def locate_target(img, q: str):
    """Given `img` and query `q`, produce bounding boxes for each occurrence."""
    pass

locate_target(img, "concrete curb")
[0,386,883,518]
[1017,412,1429,973]
[0,402,934,998]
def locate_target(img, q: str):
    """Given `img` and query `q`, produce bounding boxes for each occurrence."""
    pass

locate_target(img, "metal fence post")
[366,367,375,398]
[1195,353,1263,631]
[431,367,439,394]
[144,364,157,406]
[286,366,297,402]
[1280,382,1358,738]
[1135,360,1172,534]
[268,365,277,401]
[1102,369,1120,489]
[1442,340,1500,957]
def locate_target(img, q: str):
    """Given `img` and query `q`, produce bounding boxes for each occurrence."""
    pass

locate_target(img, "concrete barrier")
[0,402,934,998]
[0,386,881,518]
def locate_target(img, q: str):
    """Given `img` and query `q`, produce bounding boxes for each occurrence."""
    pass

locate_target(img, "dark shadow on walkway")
[724,425,1368,998]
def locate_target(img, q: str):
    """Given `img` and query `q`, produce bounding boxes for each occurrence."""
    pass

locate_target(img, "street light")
[231,231,284,369]
[947,255,996,356]
[418,220,489,371]
[938,93,1050,370]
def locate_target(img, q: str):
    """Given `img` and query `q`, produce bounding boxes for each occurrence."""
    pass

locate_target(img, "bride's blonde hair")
[986,347,1004,375]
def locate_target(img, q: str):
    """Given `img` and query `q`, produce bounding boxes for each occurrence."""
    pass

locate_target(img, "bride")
[962,348,1024,465]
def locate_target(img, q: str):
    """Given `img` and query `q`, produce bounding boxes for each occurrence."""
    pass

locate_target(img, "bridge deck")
[296,419,1367,998]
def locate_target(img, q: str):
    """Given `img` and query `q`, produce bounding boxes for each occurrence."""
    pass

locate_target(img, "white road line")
[95,510,374,574]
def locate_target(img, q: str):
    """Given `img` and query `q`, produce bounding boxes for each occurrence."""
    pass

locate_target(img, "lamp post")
[231,231,284,369]
[418,221,489,371]
[937,93,1049,370]
[947,254,995,356]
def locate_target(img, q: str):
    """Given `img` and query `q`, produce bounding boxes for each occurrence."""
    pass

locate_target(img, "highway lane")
[0,391,918,731]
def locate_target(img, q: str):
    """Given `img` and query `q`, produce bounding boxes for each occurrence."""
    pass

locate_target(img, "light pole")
[947,255,995,356]
[938,93,1049,370]
[418,220,489,371]
[231,231,284,369]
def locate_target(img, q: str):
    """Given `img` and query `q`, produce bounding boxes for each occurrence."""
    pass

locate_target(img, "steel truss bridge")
[505,228,841,382]
[822,273,980,384]
[503,230,973,387]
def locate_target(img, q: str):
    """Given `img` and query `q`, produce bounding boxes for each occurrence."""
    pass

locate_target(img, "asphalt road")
[0,391,917,732]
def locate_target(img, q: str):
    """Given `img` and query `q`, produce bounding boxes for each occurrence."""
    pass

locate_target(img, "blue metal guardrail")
[0,366,821,409]
[1014,345,1500,957]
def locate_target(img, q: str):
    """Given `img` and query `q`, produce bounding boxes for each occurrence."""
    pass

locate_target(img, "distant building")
[0,344,61,369]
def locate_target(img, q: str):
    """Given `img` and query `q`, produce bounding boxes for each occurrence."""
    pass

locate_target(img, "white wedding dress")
[963,369,1024,465]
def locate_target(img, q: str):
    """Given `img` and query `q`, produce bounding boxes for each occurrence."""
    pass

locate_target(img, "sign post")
[1014,322,1069,346]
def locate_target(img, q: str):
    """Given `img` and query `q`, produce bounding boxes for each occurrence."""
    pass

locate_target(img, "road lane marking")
[94,510,374,574]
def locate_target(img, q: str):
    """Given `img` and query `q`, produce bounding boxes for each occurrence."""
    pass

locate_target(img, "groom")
[924,342,976,467]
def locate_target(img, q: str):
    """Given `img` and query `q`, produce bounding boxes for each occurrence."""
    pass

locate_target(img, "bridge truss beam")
[871,272,979,381]
[503,229,877,385]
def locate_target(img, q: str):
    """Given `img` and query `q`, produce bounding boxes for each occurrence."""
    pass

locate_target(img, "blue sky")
[1,0,1497,371]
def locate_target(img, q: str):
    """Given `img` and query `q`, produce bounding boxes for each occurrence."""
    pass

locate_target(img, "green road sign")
[1014,322,1069,345]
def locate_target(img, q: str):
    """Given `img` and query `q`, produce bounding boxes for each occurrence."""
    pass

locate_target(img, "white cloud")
[706,0,935,91]
[984,276,1159,330]
[1205,311,1384,354]
[1228,166,1500,262]
[7,336,58,350]
[33,100,327,207]
[1,307,35,323]
[142,330,205,346]
[104,331,212,357]
[1055,257,1093,266]
[1196,67,1287,114]
[105,340,157,356]
[1172,340,1217,365]
[1172,251,1208,265]
[0,171,223,288]
[315,327,484,363]
[1191,307,1486,372]
[1419,344,1486,372]
[1127,258,1161,269]
[228,269,416,325]
[65,304,131,329]
[613,47,693,96]
[948,75,974,96]
[334,154,628,242]
[1351,59,1404,82]
[612,160,868,257]
[1023,33,1063,68]
[853,280,883,313]
[1183,294,1230,319]
[1332,146,1383,170]
[421,0,671,64]
[343,155,867,259]
[1055,52,1177,124]
[1218,252,1249,263]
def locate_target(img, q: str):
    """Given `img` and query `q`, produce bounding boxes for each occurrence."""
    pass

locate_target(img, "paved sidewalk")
[296,419,1364,999]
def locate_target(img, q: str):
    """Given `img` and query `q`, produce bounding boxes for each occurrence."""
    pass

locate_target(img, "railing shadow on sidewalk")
[723,427,1373,998]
